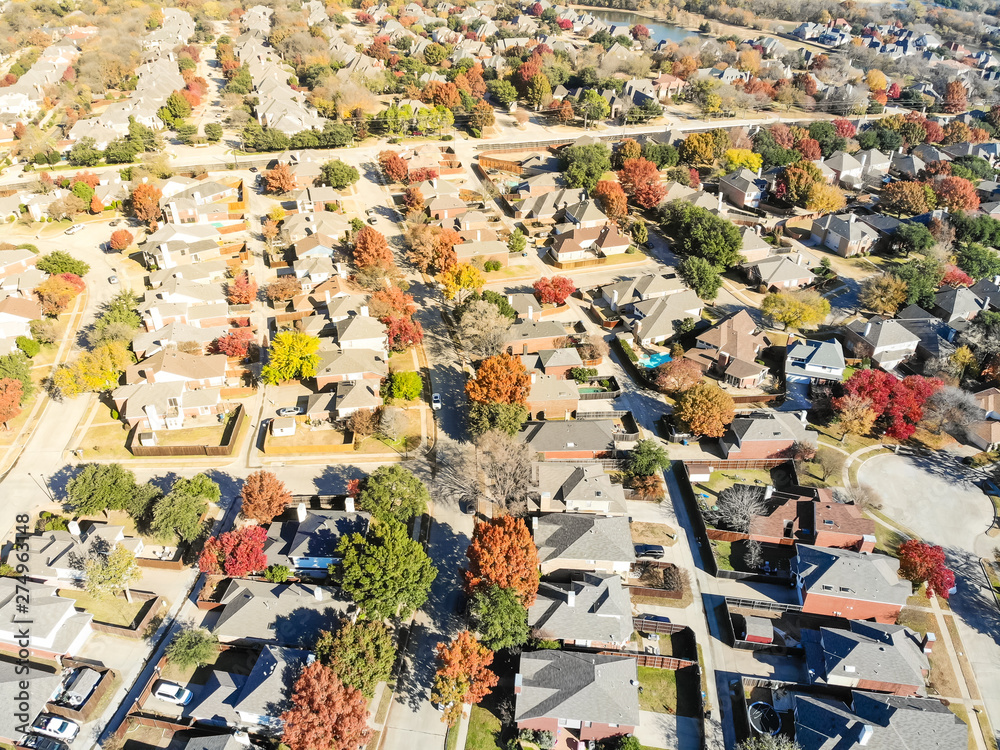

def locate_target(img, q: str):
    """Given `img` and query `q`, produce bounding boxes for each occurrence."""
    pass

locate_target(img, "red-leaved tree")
[834,369,941,440]
[214,328,255,358]
[464,515,539,605]
[942,265,974,287]
[240,469,293,523]
[933,176,980,212]
[832,119,856,138]
[281,663,371,750]
[109,230,134,251]
[227,272,258,304]
[378,151,409,183]
[432,631,498,726]
[899,540,955,599]
[198,524,268,576]
[795,137,821,161]
[533,276,576,305]
[0,378,23,430]
[130,183,163,225]
[384,316,424,351]
[617,157,666,209]
[593,180,628,224]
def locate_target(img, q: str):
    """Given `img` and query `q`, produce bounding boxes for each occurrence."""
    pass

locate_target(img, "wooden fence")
[675,462,718,577]
[632,617,688,635]
[478,155,525,174]
[127,405,246,457]
[627,585,684,600]
[730,392,784,406]
[684,458,790,472]
[47,663,117,722]
[600,651,697,670]
[88,591,165,639]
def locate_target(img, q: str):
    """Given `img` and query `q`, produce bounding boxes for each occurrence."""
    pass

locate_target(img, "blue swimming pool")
[639,352,673,368]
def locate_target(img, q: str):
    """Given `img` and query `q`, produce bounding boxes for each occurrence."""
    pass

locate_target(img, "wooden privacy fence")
[627,585,684,600]
[88,591,165,639]
[128,405,246,457]
[730,392,784,405]
[684,458,789,472]
[632,617,688,635]
[600,651,697,670]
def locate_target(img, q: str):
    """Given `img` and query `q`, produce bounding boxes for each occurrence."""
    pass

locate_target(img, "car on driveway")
[276,407,302,417]
[634,544,665,560]
[153,681,193,706]
[31,716,79,742]
[20,735,69,750]
[367,216,378,224]
[431,394,442,410]
[109,219,120,227]
[249,167,258,173]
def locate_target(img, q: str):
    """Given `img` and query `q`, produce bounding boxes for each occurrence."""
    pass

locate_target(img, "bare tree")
[477,429,533,514]
[925,385,984,431]
[834,484,882,512]
[714,485,767,533]
[817,450,845,481]
[744,539,764,571]
[459,300,512,358]
[378,407,408,442]
[433,437,481,508]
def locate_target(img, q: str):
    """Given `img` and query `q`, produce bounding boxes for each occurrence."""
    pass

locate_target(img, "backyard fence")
[675,462,718,577]
[127,405,246,457]
[599,651,697,670]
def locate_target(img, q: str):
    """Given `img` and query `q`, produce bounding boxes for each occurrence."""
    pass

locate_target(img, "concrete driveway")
[857,452,995,555]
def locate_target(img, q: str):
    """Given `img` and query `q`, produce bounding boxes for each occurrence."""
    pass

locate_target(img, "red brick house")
[750,489,876,552]
[519,420,618,460]
[719,411,816,460]
[515,651,639,743]
[505,320,568,355]
[520,348,584,379]
[525,372,580,420]
[794,545,910,623]
[0,247,38,280]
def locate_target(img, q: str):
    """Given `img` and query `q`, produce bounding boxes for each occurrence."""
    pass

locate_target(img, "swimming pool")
[579,387,606,394]
[639,352,673,368]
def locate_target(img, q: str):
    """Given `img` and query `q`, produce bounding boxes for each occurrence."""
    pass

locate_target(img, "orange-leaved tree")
[353,226,394,270]
[464,515,539,605]
[431,631,498,727]
[281,662,371,750]
[465,354,530,405]
[240,470,293,524]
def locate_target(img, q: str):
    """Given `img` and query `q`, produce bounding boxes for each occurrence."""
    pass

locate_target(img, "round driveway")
[857,452,995,556]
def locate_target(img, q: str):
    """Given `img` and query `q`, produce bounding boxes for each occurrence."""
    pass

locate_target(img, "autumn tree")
[198,524,268,576]
[214,329,255,358]
[281,663,371,750]
[266,276,302,302]
[835,393,878,436]
[378,151,409,183]
[933,176,979,212]
[240,470,292,523]
[464,515,539,605]
[533,276,576,305]
[0,378,22,430]
[880,181,934,216]
[617,157,666,209]
[368,286,415,320]
[943,81,967,115]
[466,354,531,405]
[859,274,908,315]
[263,163,296,194]
[654,358,702,394]
[440,263,485,302]
[130,183,163,225]
[353,226,395,269]
[36,273,85,315]
[314,619,395,698]
[226,272,258,304]
[674,382,735,437]
[805,182,846,213]
[898,540,955,599]
[261,330,320,384]
[384,316,424,352]
[109,229,134,251]
[594,180,628,224]
[760,290,830,330]
[403,186,425,214]
[432,631,498,727]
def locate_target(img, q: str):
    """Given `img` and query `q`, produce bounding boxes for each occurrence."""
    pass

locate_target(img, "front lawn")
[58,589,145,627]
[466,705,503,750]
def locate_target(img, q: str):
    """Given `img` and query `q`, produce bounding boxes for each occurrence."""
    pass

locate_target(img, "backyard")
[58,589,146,628]
[637,666,702,717]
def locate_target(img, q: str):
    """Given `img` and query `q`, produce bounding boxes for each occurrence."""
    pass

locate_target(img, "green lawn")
[695,469,774,498]
[58,589,145,627]
[711,540,734,571]
[466,705,503,750]
[638,666,678,713]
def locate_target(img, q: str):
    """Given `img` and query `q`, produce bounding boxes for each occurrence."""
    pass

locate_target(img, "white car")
[153,681,194,706]
[64,224,84,235]
[31,716,79,741]
[431,394,442,411]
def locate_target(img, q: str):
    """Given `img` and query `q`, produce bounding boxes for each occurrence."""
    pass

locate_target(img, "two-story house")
[844,316,920,371]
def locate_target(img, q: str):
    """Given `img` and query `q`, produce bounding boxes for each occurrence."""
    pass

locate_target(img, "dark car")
[634,544,665,560]
[20,736,69,750]
[249,167,258,173]
[460,498,476,515]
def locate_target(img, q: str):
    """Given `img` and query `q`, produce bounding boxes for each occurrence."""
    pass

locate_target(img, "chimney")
[530,372,536,384]
[922,632,936,653]
[313,586,324,601]
[858,724,874,746]
[360,305,369,317]
[531,516,538,531]
[296,502,307,523]
[860,152,868,172]
[849,213,856,223]
[345,496,355,513]
[717,192,723,211]
[799,410,808,425]
[994,275,1000,286]
[863,321,872,338]
[756,165,762,178]
[527,304,533,320]
[764,485,774,500]
[567,589,576,607]
[612,289,619,309]
[984,296,991,310]
[67,520,81,537]
[508,294,514,304]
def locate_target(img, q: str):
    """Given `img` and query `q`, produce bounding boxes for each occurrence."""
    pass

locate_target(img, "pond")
[584,9,698,46]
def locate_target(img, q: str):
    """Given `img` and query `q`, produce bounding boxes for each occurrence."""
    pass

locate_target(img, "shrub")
[15,336,39,357]
[617,338,638,363]
[265,564,291,583]
[388,371,422,401]
[484,260,502,272]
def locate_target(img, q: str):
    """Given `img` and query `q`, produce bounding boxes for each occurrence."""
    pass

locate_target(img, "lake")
[583,9,698,45]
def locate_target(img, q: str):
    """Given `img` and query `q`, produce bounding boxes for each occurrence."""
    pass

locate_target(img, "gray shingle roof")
[785,339,846,377]
[806,621,928,691]
[795,545,910,606]
[535,513,635,566]
[518,420,616,453]
[265,510,371,568]
[537,463,628,515]
[527,573,632,644]
[213,581,349,646]
[847,316,920,350]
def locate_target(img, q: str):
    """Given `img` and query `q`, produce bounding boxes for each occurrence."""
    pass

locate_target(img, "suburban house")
[314,348,388,389]
[719,411,817,459]
[810,214,879,257]
[334,315,388,356]
[506,321,569,355]
[534,513,635,579]
[785,339,846,385]
[0,660,64,746]
[24,521,144,584]
[110,381,224,431]
[212,580,350,647]
[535,463,627,516]
[844,316,920,370]
[792,691,966,749]
[191,646,313,731]
[719,167,768,208]
[0,580,92,661]
[0,296,42,347]
[932,287,988,326]
[0,247,38,279]
[132,323,228,359]
[514,651,639,743]
[527,573,633,648]
[744,254,816,291]
[965,419,1000,451]
[521,348,584,379]
[332,380,382,419]
[824,151,865,187]
[290,234,337,260]
[600,273,688,312]
[125,350,227,389]
[794,545,911,623]
[526,372,580,420]
[519,419,631,459]
[264,504,370,573]
[750,489,876,551]
[548,224,630,264]
[630,291,704,346]
[684,310,770,388]
[739,227,774,263]
[802,621,930,696]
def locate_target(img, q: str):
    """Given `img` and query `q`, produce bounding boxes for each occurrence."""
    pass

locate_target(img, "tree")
[654,358,701,394]
[678,256,722,300]
[83,543,142,603]
[0,353,32,404]
[315,619,395,698]
[617,158,666,209]
[385,316,424,352]
[459,300,512,359]
[594,181,628,224]
[266,276,303,302]
[934,176,979,213]
[358,465,430,522]
[943,80,967,115]
[674,382,735,438]
[880,181,934,217]
[476,430,532,509]
[281,663,371,750]
[561,143,612,192]
[835,392,878,436]
[387,370,422,401]
[805,182,846,213]
[724,149,763,173]
[37,251,90,277]
[487,79,517,107]
[533,276,576,305]
[198,525,268,577]
[632,220,648,246]
[440,263,485,302]
[68,137,102,167]
[166,627,218,668]
[464,515,539,605]
[679,132,716,166]
[895,256,945,307]
[660,202,743,269]
[353,226,394,270]
[893,222,934,256]
[109,229,134,251]
[715,485,767,533]
[339,518,437,619]
[369,287,415,321]
[263,163,296,194]
[468,402,529,437]
[956,243,1000,280]
[579,90,610,125]
[240,470,292,523]
[403,186,425,215]
[507,229,527,255]
[470,584,529,651]
[320,160,359,189]
[262,330,320,384]
[466,354,531,406]
[130,183,163,225]
[67,463,145,516]
[36,273,85,315]
[227,272,258,304]
[859,274,908,315]
[760,291,830,329]
[898,540,955,599]
[151,473,219,542]
[0,379,22,430]
[379,151,408,183]
[737,737,803,750]
[215,329,255,358]
[205,123,223,142]
[626,439,670,477]
[433,631,498,727]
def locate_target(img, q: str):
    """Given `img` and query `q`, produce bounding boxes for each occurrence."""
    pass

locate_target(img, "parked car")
[365,208,375,216]
[30,716,79,742]
[276,407,302,417]
[249,167,258,173]
[367,216,378,225]
[108,275,118,285]
[64,223,84,235]
[20,735,69,750]
[109,219,120,227]
[431,394,442,411]
[634,544,665,560]
[153,681,194,706]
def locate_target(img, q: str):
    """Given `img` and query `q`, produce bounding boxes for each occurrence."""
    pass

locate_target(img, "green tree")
[357,465,431,522]
[661,201,743,269]
[0,352,34,402]
[893,222,934,256]
[956,243,1000,281]
[338,519,438,619]
[67,463,159,519]
[84,543,142,602]
[579,89,610,124]
[204,123,223,142]
[424,43,447,65]
[508,229,527,254]
[68,137,102,167]
[486,79,518,107]
[626,439,670,477]
[314,619,395,698]
[678,256,722,300]
[36,251,90,276]
[562,143,612,192]
[468,402,529,436]
[151,474,219,542]
[166,627,218,668]
[388,371,422,400]
[631,221,648,245]
[166,91,192,119]
[894,256,945,306]
[470,584,529,651]
[262,330,320,384]
[320,159,360,189]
